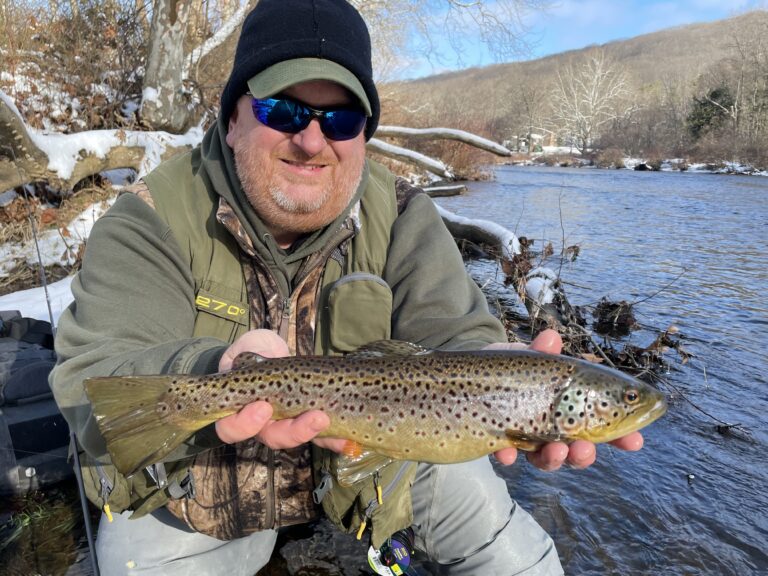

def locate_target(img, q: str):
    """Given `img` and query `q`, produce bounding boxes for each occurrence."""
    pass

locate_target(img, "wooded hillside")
[383,10,768,169]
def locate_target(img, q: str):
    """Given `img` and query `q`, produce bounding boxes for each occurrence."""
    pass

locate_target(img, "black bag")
[0,311,56,405]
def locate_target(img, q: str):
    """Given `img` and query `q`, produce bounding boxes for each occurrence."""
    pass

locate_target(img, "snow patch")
[0,276,74,324]
[0,198,115,278]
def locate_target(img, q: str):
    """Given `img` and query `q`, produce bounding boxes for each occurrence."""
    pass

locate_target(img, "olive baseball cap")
[246,58,372,117]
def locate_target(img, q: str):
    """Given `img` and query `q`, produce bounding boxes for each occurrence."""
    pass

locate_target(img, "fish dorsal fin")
[335,449,396,487]
[231,351,268,370]
[347,340,433,359]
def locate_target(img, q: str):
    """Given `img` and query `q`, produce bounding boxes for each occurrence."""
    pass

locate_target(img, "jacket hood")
[198,116,368,275]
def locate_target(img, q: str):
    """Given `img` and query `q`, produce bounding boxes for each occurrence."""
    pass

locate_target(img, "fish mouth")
[582,395,668,443]
[612,396,668,439]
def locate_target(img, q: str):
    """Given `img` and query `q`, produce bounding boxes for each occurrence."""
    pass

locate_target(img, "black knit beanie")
[220,0,380,140]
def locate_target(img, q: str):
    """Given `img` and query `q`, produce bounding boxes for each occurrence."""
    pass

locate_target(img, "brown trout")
[84,341,667,479]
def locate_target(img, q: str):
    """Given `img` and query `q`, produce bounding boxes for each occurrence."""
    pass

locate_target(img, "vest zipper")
[278,297,291,343]
[363,461,417,519]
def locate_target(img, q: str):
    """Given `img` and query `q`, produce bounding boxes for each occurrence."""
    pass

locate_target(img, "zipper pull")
[374,471,383,505]
[100,477,114,522]
[356,517,368,540]
[282,297,291,318]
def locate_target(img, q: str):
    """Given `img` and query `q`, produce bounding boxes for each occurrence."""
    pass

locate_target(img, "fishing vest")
[83,150,423,550]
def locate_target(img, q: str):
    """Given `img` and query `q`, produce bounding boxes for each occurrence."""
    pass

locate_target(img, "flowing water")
[1,166,766,575]
[434,165,768,575]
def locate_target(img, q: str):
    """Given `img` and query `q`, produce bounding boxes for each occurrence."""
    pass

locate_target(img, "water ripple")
[437,166,768,575]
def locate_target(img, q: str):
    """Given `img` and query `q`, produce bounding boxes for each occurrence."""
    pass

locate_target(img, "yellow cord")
[376,484,383,505]
[104,504,113,523]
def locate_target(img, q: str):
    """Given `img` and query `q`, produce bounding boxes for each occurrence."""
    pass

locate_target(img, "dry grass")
[0,184,114,296]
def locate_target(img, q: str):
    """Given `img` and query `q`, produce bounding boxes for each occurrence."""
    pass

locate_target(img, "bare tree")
[139,0,193,131]
[550,50,633,153]
[353,0,550,81]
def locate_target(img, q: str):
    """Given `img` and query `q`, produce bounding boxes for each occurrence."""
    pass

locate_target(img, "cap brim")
[246,58,371,116]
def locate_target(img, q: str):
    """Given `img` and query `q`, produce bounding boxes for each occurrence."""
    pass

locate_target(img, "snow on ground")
[0,275,73,324]
[0,197,115,278]
[541,146,581,155]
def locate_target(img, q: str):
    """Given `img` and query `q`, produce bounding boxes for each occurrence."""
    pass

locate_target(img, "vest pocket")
[327,273,392,352]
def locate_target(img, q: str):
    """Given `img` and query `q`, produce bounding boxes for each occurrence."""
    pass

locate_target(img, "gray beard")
[268,181,330,214]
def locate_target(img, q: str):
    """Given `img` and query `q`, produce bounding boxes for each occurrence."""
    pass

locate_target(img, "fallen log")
[1,90,199,192]
[366,138,453,179]
[424,184,466,197]
[375,126,512,157]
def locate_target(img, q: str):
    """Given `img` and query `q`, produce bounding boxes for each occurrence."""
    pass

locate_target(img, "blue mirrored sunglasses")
[250,97,367,141]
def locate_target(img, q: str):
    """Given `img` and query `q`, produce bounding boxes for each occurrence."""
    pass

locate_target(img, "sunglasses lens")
[252,98,309,133]
[319,109,367,141]
[251,98,366,140]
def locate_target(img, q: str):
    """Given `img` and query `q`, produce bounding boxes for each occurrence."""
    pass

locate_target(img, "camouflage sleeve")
[49,192,227,460]
[384,191,507,350]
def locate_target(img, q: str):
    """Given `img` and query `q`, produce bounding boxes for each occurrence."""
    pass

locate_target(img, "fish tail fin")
[84,375,203,477]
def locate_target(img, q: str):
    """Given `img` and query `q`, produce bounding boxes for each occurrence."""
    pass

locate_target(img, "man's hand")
[484,329,644,471]
[215,329,335,448]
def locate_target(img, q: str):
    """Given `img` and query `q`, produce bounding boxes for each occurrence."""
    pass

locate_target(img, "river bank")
[503,148,768,177]
[1,165,767,576]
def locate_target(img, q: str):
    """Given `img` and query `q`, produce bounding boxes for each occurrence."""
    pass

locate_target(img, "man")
[50,1,643,574]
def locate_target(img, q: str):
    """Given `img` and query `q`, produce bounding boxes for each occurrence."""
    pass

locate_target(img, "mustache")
[276,147,337,166]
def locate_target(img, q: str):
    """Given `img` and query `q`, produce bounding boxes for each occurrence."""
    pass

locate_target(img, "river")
[435,165,768,575]
[1,166,766,575]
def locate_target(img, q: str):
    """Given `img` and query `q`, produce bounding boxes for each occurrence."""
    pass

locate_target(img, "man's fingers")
[219,329,290,371]
[565,440,597,469]
[215,401,273,444]
[492,447,518,466]
[609,432,644,451]
[526,442,569,471]
[256,410,330,449]
[313,437,348,453]
[529,329,563,355]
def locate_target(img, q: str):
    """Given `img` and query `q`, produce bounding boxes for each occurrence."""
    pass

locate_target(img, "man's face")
[226,80,367,247]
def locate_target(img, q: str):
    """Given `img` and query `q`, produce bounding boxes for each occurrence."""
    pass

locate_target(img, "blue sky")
[527,0,763,57]
[404,0,766,78]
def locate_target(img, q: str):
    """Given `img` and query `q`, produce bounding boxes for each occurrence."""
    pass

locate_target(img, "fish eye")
[624,389,640,404]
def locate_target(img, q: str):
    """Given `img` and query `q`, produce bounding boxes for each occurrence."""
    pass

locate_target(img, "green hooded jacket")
[50,116,506,545]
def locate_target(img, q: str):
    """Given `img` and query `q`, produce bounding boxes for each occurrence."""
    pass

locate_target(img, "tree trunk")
[140,0,192,132]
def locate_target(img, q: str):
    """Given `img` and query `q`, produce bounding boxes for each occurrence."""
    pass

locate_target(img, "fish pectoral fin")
[348,340,433,358]
[231,351,268,370]
[342,440,364,458]
[504,430,545,452]
[334,450,395,487]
